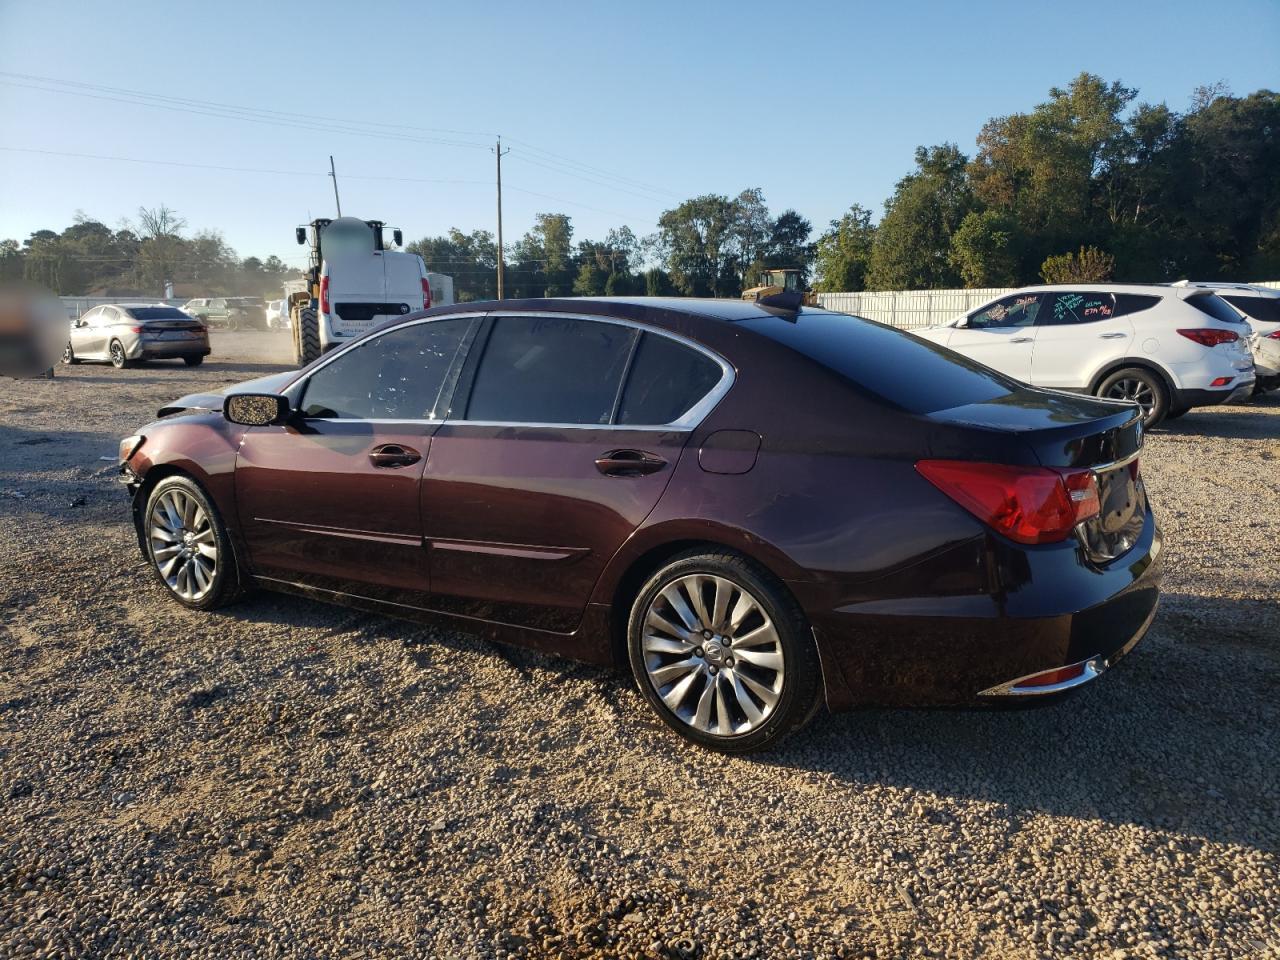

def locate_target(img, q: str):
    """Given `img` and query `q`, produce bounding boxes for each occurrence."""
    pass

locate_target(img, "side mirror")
[224,393,291,426]
[392,228,403,247]
[295,227,307,245]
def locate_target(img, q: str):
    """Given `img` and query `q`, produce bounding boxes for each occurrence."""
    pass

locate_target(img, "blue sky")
[1,0,1277,268]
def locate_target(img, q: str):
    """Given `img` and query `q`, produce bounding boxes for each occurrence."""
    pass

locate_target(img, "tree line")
[0,205,297,298]
[410,75,1278,300]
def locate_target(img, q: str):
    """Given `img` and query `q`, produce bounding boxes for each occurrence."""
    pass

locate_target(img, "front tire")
[293,305,321,367]
[183,355,205,367]
[62,342,80,365]
[1096,367,1168,427]
[627,549,821,754]
[143,475,244,610]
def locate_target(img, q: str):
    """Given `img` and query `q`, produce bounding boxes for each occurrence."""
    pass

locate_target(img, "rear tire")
[109,340,130,369]
[1096,367,1168,427]
[143,475,244,610]
[626,549,822,754]
[183,356,204,367]
[293,305,321,367]
[1164,405,1190,421]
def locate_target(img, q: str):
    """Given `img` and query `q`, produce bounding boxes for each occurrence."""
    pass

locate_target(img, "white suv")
[1172,282,1280,394]
[914,284,1256,426]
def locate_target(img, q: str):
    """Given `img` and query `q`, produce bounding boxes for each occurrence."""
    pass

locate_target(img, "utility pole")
[328,155,342,217]
[494,136,510,299]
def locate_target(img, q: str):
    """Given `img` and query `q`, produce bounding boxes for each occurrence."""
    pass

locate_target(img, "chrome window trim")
[289,309,736,432]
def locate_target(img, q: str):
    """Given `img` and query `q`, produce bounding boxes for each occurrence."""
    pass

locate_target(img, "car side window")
[211,298,226,309]
[1111,294,1161,318]
[465,316,636,425]
[102,307,121,324]
[299,318,471,420]
[967,294,1042,329]
[1040,292,1116,325]
[617,333,723,426]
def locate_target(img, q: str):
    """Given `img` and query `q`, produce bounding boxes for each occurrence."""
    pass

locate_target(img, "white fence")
[818,281,1280,330]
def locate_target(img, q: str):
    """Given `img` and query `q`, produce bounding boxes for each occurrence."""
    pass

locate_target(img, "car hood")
[157,370,296,417]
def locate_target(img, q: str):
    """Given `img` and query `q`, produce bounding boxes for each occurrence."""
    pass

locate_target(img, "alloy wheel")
[148,487,218,602]
[640,574,785,738]
[61,343,73,364]
[110,341,125,368]
[1105,377,1155,415]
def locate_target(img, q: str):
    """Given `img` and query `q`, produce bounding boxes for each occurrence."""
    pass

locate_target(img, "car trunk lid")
[929,386,1147,562]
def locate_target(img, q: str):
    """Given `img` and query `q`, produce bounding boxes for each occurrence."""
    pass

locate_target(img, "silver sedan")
[63,303,210,369]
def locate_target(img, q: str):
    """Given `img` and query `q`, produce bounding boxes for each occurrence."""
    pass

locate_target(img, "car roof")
[1172,280,1280,298]
[107,301,178,309]
[420,296,813,324]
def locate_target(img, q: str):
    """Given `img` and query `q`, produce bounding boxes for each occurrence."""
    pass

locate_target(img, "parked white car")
[1172,282,1280,393]
[914,284,1256,426]
[265,299,290,330]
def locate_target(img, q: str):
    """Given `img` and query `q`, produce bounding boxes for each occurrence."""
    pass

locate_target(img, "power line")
[0,71,684,203]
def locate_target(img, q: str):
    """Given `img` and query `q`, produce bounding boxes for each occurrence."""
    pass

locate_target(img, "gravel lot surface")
[2,329,1278,959]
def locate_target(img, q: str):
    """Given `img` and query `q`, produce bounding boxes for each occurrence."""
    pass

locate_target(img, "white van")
[318,249,433,350]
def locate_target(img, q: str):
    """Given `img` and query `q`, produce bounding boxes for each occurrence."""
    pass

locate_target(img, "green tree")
[1039,245,1116,283]
[948,211,1019,287]
[867,144,974,290]
[813,204,875,292]
[654,194,740,297]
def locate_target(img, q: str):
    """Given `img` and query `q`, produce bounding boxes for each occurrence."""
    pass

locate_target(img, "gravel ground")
[2,329,1278,960]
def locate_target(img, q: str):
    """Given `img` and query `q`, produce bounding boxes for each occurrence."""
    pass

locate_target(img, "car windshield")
[127,307,191,320]
[741,310,1015,414]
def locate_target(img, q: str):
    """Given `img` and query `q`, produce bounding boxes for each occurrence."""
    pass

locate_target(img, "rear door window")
[299,318,472,420]
[464,316,636,425]
[616,332,723,426]
[1111,294,1161,317]
[1040,292,1116,325]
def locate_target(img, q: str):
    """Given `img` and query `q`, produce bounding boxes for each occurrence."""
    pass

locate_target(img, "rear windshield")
[1223,295,1280,324]
[741,311,1015,414]
[126,307,192,320]
[1187,294,1247,324]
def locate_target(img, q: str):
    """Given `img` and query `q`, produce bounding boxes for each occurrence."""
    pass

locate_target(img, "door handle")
[595,449,667,477]
[1098,332,1127,339]
[1010,337,1034,344]
[369,443,422,468]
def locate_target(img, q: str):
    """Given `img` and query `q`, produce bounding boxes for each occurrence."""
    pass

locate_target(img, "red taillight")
[1177,328,1239,347]
[421,276,431,310]
[1016,662,1087,688]
[916,460,1101,544]
[1268,330,1280,340]
[320,275,330,314]
[128,325,143,334]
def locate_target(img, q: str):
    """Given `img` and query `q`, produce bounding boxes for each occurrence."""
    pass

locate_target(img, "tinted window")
[1223,295,1280,324]
[1041,292,1115,325]
[126,306,191,320]
[742,311,1014,415]
[300,318,470,420]
[968,294,1041,329]
[466,316,635,424]
[1112,294,1161,317]
[617,333,722,425]
[1188,294,1246,324]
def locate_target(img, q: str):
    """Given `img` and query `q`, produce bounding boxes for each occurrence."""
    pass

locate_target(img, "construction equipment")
[742,268,818,309]
[290,217,432,366]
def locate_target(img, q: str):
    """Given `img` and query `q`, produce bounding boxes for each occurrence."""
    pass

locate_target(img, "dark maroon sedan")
[118,298,1162,752]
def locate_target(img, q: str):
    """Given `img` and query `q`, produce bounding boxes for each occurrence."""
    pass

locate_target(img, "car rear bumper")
[128,340,211,360]
[796,516,1164,711]
[1172,379,1255,408]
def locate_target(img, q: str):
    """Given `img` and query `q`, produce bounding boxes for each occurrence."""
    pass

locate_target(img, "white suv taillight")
[1177,328,1239,347]
[422,277,431,310]
[320,275,330,314]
